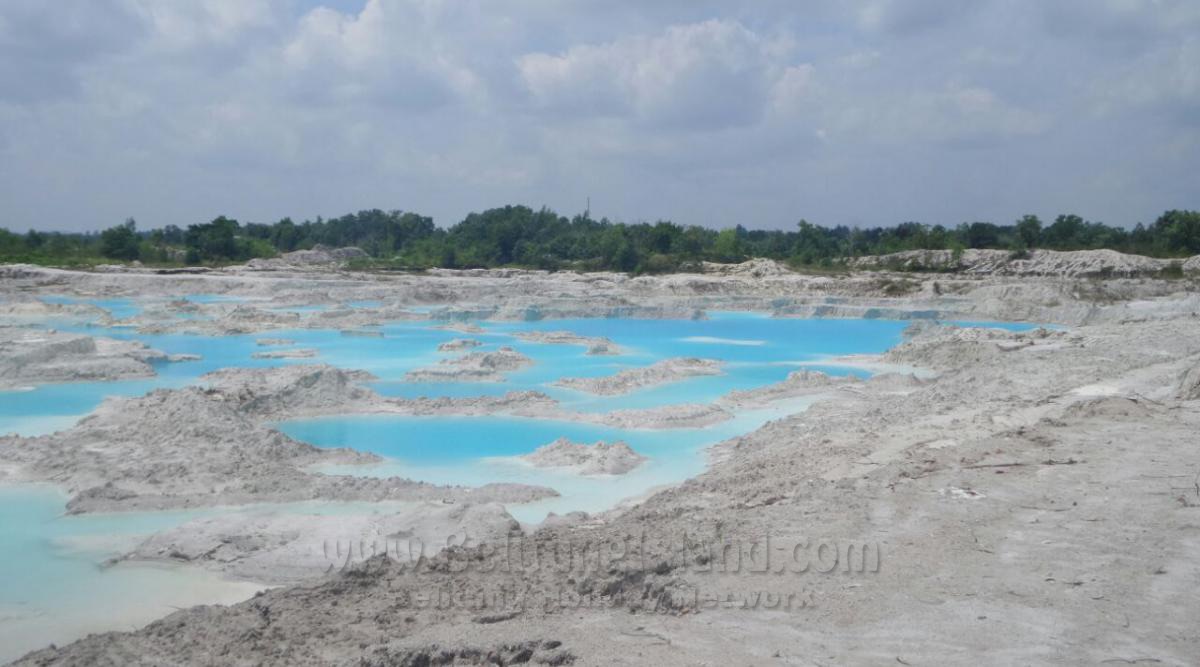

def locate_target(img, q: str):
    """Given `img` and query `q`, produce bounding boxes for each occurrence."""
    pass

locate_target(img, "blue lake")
[0,296,1039,659]
[4,310,936,436]
[0,485,264,663]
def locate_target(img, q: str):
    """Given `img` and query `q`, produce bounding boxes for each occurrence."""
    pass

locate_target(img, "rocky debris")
[885,324,1077,369]
[539,511,591,529]
[438,338,483,352]
[340,328,384,337]
[200,365,384,418]
[166,298,202,312]
[127,302,421,337]
[244,245,368,271]
[10,272,1200,664]
[0,264,51,280]
[135,304,302,335]
[701,258,793,277]
[589,403,732,429]
[433,322,487,334]
[520,438,647,475]
[431,302,707,322]
[2,247,1197,333]
[902,320,942,338]
[250,348,318,359]
[850,247,1194,278]
[355,641,575,667]
[0,297,109,323]
[381,390,731,429]
[405,347,533,383]
[718,370,851,408]
[0,368,557,513]
[864,372,927,391]
[512,330,622,355]
[390,390,560,417]
[255,338,296,346]
[772,303,949,320]
[1062,395,1156,420]
[196,367,726,432]
[1177,363,1200,400]
[556,357,723,395]
[584,339,620,355]
[952,282,1097,324]
[0,328,176,388]
[228,305,302,325]
[94,263,140,272]
[119,502,521,585]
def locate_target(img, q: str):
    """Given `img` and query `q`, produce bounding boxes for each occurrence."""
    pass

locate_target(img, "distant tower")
[586,196,591,219]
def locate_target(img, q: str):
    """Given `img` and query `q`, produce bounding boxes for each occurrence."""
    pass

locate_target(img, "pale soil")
[437,338,483,352]
[0,327,185,389]
[555,357,723,395]
[405,347,534,383]
[519,438,647,475]
[512,330,622,355]
[116,502,521,586]
[250,348,319,359]
[0,365,559,513]
[1,257,1199,666]
[850,247,1198,277]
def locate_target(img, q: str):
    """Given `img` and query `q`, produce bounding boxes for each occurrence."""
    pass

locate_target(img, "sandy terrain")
[520,438,647,475]
[0,328,183,389]
[556,357,724,395]
[0,365,558,513]
[513,330,623,355]
[1,254,1199,665]
[437,338,483,352]
[405,347,534,383]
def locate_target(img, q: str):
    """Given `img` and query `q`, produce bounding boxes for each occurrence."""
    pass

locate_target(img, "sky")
[0,0,1197,233]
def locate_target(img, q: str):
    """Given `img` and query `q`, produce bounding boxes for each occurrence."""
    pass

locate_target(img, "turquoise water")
[0,295,1039,659]
[1,312,925,435]
[0,485,265,663]
[183,294,248,304]
[287,400,820,523]
[0,486,442,662]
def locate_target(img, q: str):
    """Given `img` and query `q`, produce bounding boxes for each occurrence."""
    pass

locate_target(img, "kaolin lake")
[0,299,1032,661]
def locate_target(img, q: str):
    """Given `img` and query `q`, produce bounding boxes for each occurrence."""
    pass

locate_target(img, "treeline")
[2,206,1198,272]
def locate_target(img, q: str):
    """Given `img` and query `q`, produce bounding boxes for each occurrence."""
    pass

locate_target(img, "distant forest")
[2,206,1198,273]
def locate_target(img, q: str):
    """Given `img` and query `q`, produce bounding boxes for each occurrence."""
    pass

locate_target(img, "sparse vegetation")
[3,207,1198,272]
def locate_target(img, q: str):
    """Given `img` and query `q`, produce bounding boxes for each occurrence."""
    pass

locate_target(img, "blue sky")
[1,0,1197,232]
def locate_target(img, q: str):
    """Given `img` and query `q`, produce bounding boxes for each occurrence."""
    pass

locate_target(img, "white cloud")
[0,0,1196,232]
[518,19,795,130]
[1094,36,1200,122]
[856,0,979,34]
[769,64,816,117]
[0,0,144,103]
[124,0,278,50]
[826,83,1048,148]
[275,0,482,109]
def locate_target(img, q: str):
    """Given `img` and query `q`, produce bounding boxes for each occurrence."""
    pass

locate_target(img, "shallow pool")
[0,297,1039,658]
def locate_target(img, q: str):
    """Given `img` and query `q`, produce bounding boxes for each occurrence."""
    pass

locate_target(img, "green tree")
[1153,210,1200,255]
[185,216,239,263]
[1044,214,1085,249]
[612,239,639,272]
[793,219,836,265]
[712,228,743,262]
[99,218,141,261]
[1015,215,1042,249]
